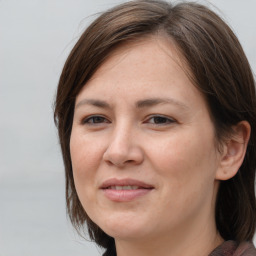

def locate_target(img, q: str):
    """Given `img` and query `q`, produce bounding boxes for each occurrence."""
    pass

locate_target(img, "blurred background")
[0,0,255,255]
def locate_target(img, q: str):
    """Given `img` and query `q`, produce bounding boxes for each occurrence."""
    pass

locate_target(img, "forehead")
[91,36,186,80]
[75,36,207,113]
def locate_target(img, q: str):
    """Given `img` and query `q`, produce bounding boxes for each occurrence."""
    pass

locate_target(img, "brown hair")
[54,1,256,255]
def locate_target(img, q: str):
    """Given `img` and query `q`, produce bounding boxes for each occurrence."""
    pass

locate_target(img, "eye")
[146,115,176,125]
[82,115,110,125]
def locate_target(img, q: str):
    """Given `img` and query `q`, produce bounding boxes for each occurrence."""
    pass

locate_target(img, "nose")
[103,126,144,167]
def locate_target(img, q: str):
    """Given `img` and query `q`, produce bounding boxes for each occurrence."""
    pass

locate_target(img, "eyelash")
[81,115,176,126]
[81,115,110,125]
[145,115,176,125]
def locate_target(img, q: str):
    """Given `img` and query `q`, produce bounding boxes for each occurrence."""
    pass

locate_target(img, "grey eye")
[148,116,175,124]
[83,116,109,124]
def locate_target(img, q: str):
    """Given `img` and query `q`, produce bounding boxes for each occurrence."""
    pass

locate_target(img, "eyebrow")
[136,98,188,109]
[75,99,111,109]
[75,97,188,110]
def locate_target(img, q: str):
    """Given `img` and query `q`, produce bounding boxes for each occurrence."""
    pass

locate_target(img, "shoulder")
[209,240,256,256]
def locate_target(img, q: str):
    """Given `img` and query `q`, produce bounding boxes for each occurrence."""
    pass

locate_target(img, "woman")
[54,0,256,255]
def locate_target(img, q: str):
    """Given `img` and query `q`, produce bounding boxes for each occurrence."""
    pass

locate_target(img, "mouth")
[107,185,142,190]
[100,178,154,202]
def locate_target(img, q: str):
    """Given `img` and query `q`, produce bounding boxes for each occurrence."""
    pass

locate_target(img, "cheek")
[148,134,218,224]
[70,132,103,177]
[69,132,106,206]
[148,130,217,190]
[69,132,104,211]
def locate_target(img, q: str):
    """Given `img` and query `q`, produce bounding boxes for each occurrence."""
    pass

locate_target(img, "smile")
[109,185,140,190]
[100,178,154,202]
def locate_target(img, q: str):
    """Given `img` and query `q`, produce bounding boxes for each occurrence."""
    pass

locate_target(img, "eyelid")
[81,115,110,125]
[80,114,176,126]
[145,114,177,125]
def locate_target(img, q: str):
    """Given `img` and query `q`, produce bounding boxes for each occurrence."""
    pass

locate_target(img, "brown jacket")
[210,241,256,256]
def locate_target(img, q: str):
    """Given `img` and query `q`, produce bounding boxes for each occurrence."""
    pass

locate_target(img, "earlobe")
[215,121,251,181]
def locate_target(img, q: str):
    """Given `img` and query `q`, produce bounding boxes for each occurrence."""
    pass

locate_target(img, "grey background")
[0,0,255,255]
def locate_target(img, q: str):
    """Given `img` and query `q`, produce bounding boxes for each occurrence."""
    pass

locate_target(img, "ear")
[215,121,251,181]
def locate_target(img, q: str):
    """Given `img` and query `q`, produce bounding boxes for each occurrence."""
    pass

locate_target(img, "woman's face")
[70,37,222,242]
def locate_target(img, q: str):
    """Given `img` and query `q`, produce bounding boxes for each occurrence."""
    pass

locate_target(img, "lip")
[100,178,154,189]
[100,178,154,202]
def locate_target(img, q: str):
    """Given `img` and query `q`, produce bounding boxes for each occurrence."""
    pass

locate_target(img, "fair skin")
[70,37,250,256]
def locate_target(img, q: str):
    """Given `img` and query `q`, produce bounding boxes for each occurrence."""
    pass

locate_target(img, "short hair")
[54,1,256,255]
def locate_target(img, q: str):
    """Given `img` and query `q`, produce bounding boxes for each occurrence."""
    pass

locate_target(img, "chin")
[93,212,151,240]
[103,225,148,241]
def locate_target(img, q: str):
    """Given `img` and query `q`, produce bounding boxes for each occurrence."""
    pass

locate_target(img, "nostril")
[103,142,144,167]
